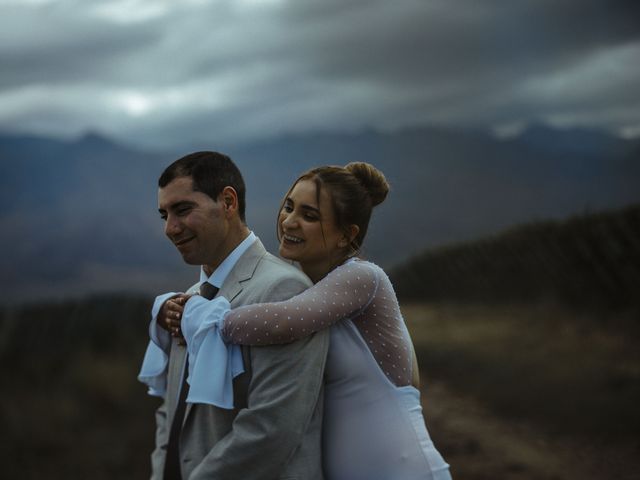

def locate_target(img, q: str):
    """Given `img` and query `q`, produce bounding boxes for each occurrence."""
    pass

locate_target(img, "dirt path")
[422,380,640,480]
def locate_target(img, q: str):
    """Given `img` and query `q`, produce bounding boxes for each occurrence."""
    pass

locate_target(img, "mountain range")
[1,125,638,302]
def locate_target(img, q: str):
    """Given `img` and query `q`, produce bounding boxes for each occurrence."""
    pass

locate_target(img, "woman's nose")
[280,211,298,230]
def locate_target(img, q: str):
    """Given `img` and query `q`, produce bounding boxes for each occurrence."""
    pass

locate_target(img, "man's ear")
[220,186,239,215]
[339,224,360,248]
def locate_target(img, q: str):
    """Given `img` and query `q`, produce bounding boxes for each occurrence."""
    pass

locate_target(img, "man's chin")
[179,252,201,266]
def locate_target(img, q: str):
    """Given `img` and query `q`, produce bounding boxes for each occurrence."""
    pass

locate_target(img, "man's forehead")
[158,176,198,205]
[160,175,194,191]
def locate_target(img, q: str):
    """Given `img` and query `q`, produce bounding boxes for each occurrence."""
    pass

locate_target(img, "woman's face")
[278,178,347,282]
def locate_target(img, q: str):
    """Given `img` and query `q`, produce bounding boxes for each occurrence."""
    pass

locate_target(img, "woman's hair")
[278,162,390,256]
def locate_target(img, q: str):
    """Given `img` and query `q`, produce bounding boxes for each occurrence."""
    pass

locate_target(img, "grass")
[0,296,160,479]
[405,302,640,440]
[1,350,160,479]
[1,298,638,478]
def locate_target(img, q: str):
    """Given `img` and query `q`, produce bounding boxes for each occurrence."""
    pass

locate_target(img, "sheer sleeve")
[221,261,379,345]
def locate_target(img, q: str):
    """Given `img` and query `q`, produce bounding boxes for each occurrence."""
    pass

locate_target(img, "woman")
[201,162,451,480]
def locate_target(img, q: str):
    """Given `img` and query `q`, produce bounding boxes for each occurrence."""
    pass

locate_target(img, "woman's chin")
[278,244,297,261]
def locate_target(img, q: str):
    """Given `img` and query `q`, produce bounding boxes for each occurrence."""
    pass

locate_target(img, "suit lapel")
[219,239,267,304]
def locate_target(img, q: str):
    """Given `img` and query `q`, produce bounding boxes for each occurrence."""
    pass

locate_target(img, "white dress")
[222,259,451,480]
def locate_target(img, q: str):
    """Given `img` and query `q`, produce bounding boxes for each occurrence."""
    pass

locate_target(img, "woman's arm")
[221,261,379,345]
[411,344,420,389]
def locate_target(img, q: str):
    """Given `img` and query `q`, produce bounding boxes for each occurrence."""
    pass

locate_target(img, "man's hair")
[158,151,246,222]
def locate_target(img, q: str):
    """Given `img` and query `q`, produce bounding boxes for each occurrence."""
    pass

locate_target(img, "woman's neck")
[301,264,331,284]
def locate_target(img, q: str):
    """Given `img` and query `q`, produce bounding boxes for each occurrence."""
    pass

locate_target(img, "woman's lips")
[282,234,304,244]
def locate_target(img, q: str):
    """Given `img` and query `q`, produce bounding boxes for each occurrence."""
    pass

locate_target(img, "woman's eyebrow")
[301,203,321,214]
[285,196,321,214]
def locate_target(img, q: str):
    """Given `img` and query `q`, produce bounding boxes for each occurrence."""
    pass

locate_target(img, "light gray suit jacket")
[150,239,329,480]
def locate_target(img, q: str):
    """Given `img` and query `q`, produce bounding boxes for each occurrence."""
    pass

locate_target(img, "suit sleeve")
[188,277,329,480]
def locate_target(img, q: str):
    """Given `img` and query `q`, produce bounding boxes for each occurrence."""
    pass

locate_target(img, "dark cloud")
[0,0,639,147]
[0,3,163,86]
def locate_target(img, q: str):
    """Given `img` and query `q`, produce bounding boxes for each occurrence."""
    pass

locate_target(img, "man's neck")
[203,225,251,277]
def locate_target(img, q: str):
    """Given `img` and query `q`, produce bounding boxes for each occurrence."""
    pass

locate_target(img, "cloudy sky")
[1,0,639,148]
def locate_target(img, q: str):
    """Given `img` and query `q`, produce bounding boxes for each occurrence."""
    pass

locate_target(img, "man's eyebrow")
[158,200,195,214]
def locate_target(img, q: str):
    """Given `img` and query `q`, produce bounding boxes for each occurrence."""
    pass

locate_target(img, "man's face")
[158,176,229,270]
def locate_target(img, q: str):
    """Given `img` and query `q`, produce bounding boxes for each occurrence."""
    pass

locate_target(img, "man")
[148,151,329,479]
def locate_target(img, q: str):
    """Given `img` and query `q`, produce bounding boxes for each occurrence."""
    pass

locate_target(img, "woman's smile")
[282,234,304,245]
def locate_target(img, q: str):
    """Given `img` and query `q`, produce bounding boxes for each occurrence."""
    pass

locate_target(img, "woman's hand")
[158,294,190,341]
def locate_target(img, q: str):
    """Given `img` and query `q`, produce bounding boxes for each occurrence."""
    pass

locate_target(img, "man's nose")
[164,215,182,237]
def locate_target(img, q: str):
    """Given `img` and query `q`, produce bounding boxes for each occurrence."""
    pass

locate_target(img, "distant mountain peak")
[76,130,117,148]
[521,123,612,138]
[511,123,624,155]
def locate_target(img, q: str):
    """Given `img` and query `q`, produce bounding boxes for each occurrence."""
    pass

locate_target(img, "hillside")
[391,203,640,311]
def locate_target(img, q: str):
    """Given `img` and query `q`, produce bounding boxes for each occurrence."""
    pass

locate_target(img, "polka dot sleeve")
[220,261,379,345]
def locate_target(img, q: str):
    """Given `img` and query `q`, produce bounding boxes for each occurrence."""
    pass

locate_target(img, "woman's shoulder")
[333,258,388,282]
[352,258,386,274]
[350,259,397,291]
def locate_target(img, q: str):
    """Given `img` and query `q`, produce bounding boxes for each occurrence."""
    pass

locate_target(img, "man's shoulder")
[256,251,309,280]
[254,251,312,284]
[248,252,312,302]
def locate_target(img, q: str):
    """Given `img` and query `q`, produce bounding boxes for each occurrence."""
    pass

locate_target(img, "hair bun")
[345,162,389,206]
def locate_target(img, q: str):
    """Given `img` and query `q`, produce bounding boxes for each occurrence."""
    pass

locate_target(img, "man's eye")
[177,207,191,216]
[160,214,167,221]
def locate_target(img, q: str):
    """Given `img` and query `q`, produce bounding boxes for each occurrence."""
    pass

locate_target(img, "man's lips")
[174,236,195,248]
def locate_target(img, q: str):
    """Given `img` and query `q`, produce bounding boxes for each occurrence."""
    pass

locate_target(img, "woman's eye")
[304,214,319,221]
[283,205,293,213]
